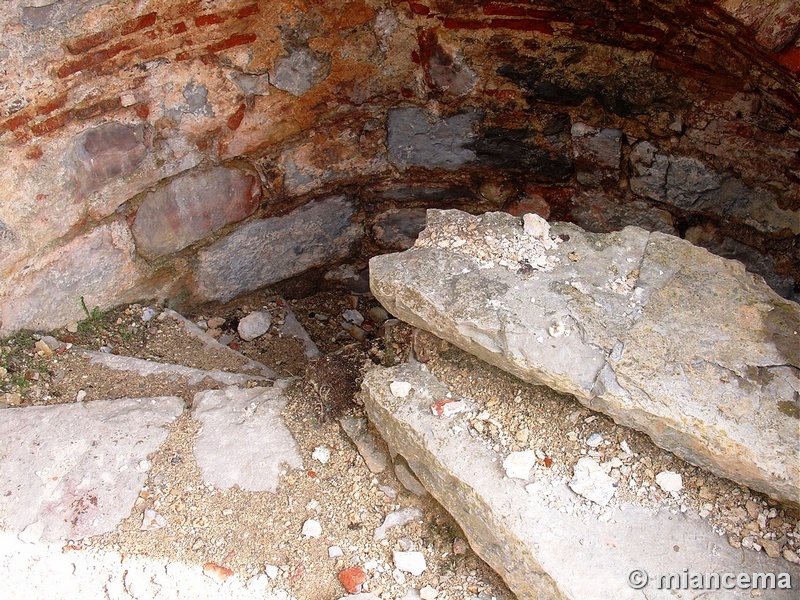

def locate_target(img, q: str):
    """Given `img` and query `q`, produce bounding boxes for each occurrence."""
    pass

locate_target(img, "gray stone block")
[194,195,362,302]
[387,107,480,170]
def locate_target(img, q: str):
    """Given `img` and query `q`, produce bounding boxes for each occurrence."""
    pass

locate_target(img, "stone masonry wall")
[0,0,798,334]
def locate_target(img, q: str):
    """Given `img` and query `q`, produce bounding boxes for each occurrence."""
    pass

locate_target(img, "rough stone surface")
[271,48,331,97]
[195,196,362,302]
[0,396,183,542]
[386,107,481,170]
[80,350,272,387]
[370,209,800,504]
[191,383,302,492]
[0,221,156,336]
[571,123,622,186]
[371,209,428,251]
[362,363,800,600]
[340,416,388,474]
[665,155,722,208]
[70,122,147,196]
[131,164,261,259]
[629,141,669,201]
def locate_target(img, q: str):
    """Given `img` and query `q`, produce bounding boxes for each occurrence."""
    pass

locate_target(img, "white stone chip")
[237,311,272,341]
[503,450,537,480]
[312,446,331,464]
[265,564,279,579]
[655,470,683,493]
[522,213,550,240]
[420,585,439,600]
[328,545,344,558]
[393,551,427,576]
[568,457,617,506]
[301,519,322,538]
[140,509,167,531]
[390,381,413,398]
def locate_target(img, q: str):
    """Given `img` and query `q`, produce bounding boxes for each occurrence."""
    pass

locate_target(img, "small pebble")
[312,446,331,464]
[420,585,438,600]
[328,545,344,558]
[238,311,271,341]
[503,450,536,480]
[265,564,279,579]
[393,551,427,576]
[207,316,226,329]
[141,308,157,322]
[390,381,412,398]
[585,432,603,448]
[342,309,365,326]
[368,306,389,323]
[301,519,322,538]
[655,471,683,493]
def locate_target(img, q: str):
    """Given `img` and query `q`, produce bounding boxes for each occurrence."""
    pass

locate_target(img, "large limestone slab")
[369,209,800,504]
[191,383,302,492]
[0,397,184,542]
[362,363,800,599]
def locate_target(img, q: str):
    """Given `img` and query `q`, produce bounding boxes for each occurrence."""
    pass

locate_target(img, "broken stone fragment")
[301,519,322,538]
[503,450,537,480]
[568,457,617,506]
[340,416,388,474]
[374,507,423,541]
[393,551,427,576]
[655,470,683,493]
[430,398,467,417]
[390,381,412,398]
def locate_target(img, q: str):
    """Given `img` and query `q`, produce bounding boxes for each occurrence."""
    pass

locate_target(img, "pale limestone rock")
[369,209,800,504]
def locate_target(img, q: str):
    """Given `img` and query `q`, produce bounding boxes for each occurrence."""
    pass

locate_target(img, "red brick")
[205,33,257,53]
[36,93,69,116]
[1,113,32,132]
[409,2,430,15]
[775,45,800,73]
[171,22,188,35]
[617,22,666,42]
[236,3,259,18]
[338,566,366,594]
[195,13,225,27]
[57,42,132,78]
[120,12,158,35]
[483,4,569,21]
[442,17,487,29]
[66,30,114,55]
[488,18,554,34]
[30,111,73,136]
[134,104,150,118]
[227,104,246,130]
[73,97,122,120]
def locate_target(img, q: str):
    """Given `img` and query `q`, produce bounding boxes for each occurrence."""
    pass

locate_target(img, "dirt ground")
[1,288,798,599]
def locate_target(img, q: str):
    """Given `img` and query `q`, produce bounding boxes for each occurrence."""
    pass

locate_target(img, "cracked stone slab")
[362,363,800,599]
[0,396,184,542]
[369,209,800,504]
[191,383,302,492]
[80,351,274,386]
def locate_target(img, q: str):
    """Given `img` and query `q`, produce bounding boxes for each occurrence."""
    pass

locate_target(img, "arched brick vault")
[0,0,798,333]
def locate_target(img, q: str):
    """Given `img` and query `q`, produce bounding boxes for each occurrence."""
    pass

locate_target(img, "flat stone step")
[0,396,184,543]
[362,362,800,599]
[81,350,275,387]
[191,383,303,492]
[369,209,800,504]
